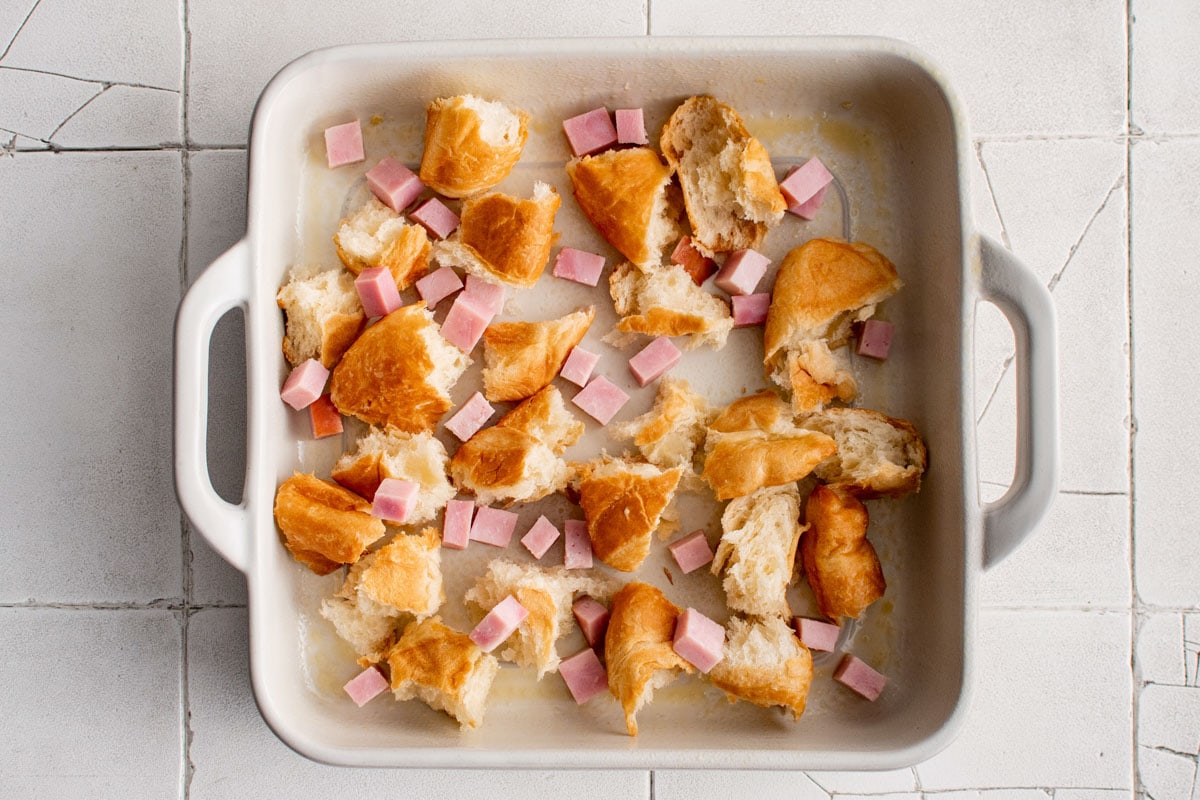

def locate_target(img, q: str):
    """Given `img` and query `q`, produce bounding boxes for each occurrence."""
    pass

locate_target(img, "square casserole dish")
[175,36,1058,770]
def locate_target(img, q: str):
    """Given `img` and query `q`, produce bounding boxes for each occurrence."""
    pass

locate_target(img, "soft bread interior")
[276,268,362,364]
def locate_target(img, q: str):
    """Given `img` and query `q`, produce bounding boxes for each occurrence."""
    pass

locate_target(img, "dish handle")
[174,240,252,574]
[976,235,1060,570]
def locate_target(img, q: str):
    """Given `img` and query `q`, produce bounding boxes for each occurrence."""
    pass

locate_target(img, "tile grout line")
[1125,2,1141,798]
[0,63,178,92]
[180,0,196,796]
[0,0,41,62]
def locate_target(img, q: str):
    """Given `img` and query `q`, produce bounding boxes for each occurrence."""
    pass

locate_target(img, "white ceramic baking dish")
[175,37,1058,770]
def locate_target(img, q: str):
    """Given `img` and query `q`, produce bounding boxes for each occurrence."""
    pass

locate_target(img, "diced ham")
[441,291,494,352]
[780,157,834,207]
[342,666,388,707]
[614,108,649,146]
[464,274,506,316]
[834,654,887,701]
[792,617,840,653]
[672,608,725,673]
[371,478,418,523]
[562,107,618,157]
[442,499,474,550]
[469,506,519,548]
[552,247,606,287]
[558,647,609,704]
[856,319,894,360]
[444,391,496,442]
[366,157,424,213]
[732,293,771,327]
[408,197,460,240]
[627,336,682,387]
[354,266,403,318]
[572,375,629,425]
[713,248,771,296]
[469,595,530,653]
[521,515,561,560]
[670,236,717,285]
[415,266,464,308]
[324,121,364,169]
[787,183,828,220]
[559,345,600,388]
[280,358,330,410]
[667,530,714,574]
[308,394,343,439]
[563,519,593,569]
[572,595,609,648]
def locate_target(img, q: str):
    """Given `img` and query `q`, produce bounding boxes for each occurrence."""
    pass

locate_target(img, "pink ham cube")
[667,530,714,574]
[366,157,424,212]
[444,391,496,442]
[354,266,403,318]
[442,499,474,550]
[787,183,828,220]
[409,197,460,240]
[732,293,771,327]
[780,157,834,206]
[469,595,530,653]
[856,319,894,360]
[572,375,629,425]
[572,595,609,648]
[562,107,618,157]
[672,608,725,673]
[342,666,388,707]
[521,515,561,560]
[552,247,606,287]
[627,336,681,387]
[713,248,771,296]
[560,346,600,388]
[834,654,887,701]
[464,274,506,316]
[558,647,609,704]
[469,506,519,548]
[563,519,593,569]
[371,478,418,523]
[793,617,840,653]
[415,266,464,308]
[280,358,330,410]
[441,291,494,352]
[324,121,364,169]
[614,108,649,146]
[671,236,717,285]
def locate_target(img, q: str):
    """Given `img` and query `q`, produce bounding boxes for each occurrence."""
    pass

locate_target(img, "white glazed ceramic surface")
[174,37,1058,770]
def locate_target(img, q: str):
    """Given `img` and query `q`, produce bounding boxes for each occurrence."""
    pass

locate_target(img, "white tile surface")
[648,0,1127,137]
[1131,0,1200,134]
[916,610,1132,790]
[1139,684,1200,757]
[1138,744,1197,800]
[0,0,182,89]
[1138,613,1187,687]
[1131,138,1200,608]
[982,492,1130,608]
[52,84,182,148]
[1054,792,1131,800]
[808,768,917,794]
[0,67,99,141]
[188,608,651,799]
[186,0,647,145]
[0,152,184,603]
[654,771,829,800]
[925,792,1051,800]
[186,149,249,606]
[0,608,182,799]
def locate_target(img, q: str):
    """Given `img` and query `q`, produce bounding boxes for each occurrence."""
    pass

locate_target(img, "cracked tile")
[971,144,1015,424]
[808,768,917,795]
[1139,684,1200,756]
[0,608,182,798]
[1053,792,1131,800]
[0,2,38,56]
[648,0,1126,137]
[0,152,184,603]
[1131,0,1200,133]
[1132,139,1200,607]
[1139,613,1187,686]
[1138,744,1197,800]
[52,84,182,148]
[0,0,182,90]
[655,771,828,800]
[982,492,1129,608]
[187,0,647,145]
[917,610,1131,790]
[188,608,652,799]
[187,149,249,606]
[0,67,99,141]
[830,794,919,800]
[927,792,1051,800]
